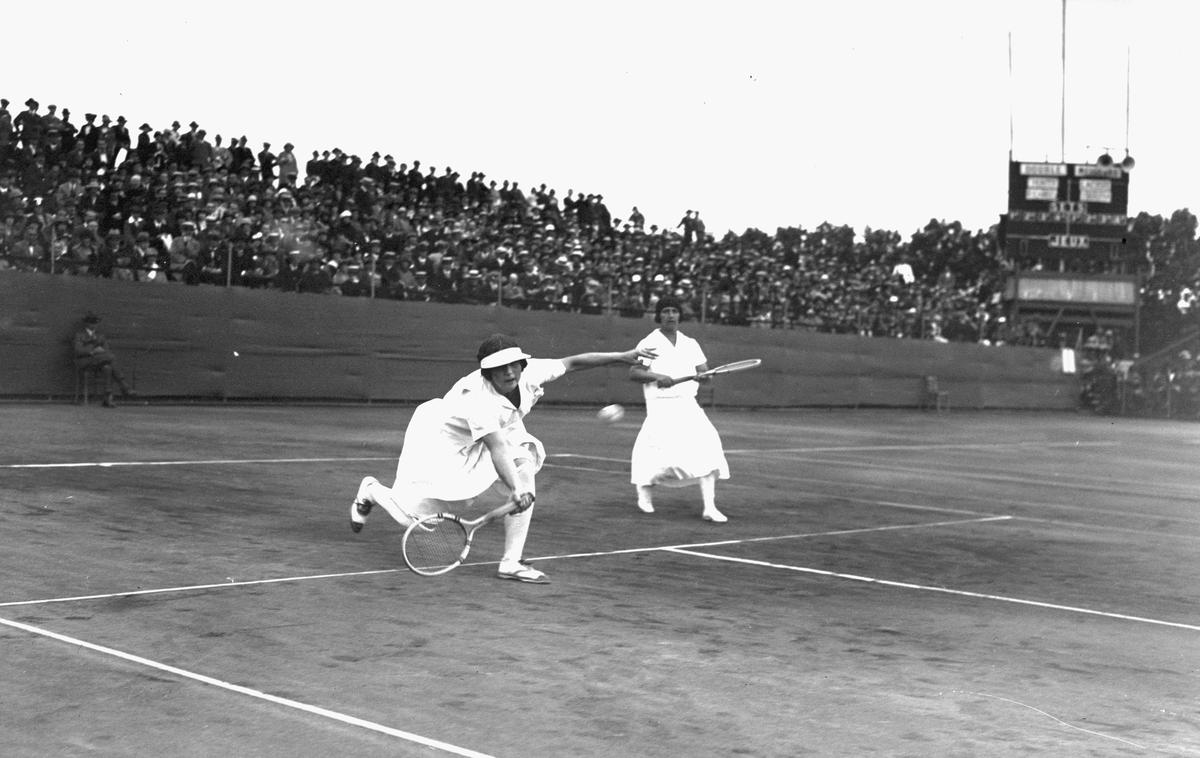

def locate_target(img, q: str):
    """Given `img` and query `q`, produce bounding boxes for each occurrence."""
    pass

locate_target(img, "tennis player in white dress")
[629,296,730,522]
[350,334,655,583]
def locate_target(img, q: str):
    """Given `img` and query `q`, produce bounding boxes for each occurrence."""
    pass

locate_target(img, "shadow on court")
[1,405,1197,757]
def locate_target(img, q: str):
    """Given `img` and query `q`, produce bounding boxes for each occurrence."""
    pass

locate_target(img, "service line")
[1,518,1005,609]
[666,547,1200,632]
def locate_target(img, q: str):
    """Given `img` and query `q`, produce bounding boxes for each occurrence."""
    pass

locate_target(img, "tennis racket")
[401,498,527,577]
[675,358,761,383]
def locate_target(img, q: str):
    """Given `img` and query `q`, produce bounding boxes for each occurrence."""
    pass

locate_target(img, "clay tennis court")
[3,404,1197,756]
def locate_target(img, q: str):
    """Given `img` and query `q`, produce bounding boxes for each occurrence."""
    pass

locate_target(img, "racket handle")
[487,495,532,523]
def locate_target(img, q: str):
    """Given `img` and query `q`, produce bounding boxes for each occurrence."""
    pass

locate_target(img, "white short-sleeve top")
[636,329,705,404]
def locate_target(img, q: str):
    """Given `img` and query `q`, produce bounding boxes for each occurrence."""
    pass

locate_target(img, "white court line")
[550,441,1118,462]
[548,453,1200,531]
[746,469,1200,528]
[722,441,1120,454]
[1,456,393,469]
[0,615,496,758]
[1,518,1007,609]
[665,548,1200,633]
[0,569,401,608]
[949,690,1145,750]
[534,516,1013,562]
[748,451,1199,500]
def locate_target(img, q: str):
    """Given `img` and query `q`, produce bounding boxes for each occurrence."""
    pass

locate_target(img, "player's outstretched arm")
[561,347,656,373]
[629,364,673,386]
[481,431,535,511]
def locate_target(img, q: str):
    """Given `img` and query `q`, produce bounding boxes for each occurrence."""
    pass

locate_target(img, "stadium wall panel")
[0,274,1078,409]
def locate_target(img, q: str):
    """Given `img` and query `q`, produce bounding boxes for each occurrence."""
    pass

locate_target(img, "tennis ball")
[597,404,625,423]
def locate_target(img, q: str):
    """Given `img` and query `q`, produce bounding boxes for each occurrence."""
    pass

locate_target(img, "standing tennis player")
[628,295,730,522]
[350,333,656,583]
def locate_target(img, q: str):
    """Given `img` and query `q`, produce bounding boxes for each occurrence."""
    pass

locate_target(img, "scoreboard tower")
[1000,157,1139,352]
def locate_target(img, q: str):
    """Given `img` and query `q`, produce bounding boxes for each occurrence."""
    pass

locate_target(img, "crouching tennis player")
[351,333,656,584]
[628,295,731,522]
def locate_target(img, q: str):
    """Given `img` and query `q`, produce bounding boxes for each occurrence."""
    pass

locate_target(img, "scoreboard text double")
[1004,160,1130,261]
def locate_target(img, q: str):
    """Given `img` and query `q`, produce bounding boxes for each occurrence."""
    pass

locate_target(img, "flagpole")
[1061,0,1067,162]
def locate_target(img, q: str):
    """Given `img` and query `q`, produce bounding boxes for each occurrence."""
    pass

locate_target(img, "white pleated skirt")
[395,398,546,502]
[630,397,729,487]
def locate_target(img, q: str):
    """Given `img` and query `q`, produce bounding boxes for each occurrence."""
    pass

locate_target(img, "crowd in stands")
[2,94,1197,367]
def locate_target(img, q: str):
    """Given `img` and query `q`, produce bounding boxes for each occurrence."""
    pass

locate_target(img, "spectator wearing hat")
[73,311,135,407]
[0,98,12,159]
[79,113,101,159]
[364,152,386,185]
[229,136,251,173]
[381,155,398,191]
[96,115,118,167]
[53,170,84,215]
[211,134,232,171]
[677,210,697,247]
[297,256,334,294]
[190,129,213,170]
[111,116,131,163]
[7,221,47,272]
[406,160,423,192]
[14,98,44,156]
[58,108,78,154]
[62,225,99,275]
[277,143,298,187]
[176,121,199,165]
[257,142,276,186]
[168,220,203,284]
[42,104,63,146]
[337,261,367,297]
[90,228,123,278]
[134,122,155,165]
[131,231,156,279]
[304,150,323,183]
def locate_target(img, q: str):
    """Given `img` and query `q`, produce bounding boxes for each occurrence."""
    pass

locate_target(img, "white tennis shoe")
[497,559,549,584]
[350,477,376,533]
[701,507,728,523]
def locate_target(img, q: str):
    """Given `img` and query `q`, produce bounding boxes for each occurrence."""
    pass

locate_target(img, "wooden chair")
[921,375,949,412]
[74,365,101,405]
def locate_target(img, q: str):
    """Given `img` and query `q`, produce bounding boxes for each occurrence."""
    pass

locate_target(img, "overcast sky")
[8,0,1198,237]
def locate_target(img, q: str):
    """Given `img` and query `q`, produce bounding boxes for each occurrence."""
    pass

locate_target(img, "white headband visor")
[479,346,531,369]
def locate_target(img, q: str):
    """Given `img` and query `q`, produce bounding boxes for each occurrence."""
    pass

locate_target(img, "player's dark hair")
[477,333,527,379]
[655,295,684,324]
[477,333,519,363]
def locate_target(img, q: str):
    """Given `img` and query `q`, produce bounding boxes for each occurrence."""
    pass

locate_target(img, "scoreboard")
[1003,160,1130,261]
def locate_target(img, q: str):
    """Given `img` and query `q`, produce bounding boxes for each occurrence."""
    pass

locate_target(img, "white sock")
[501,506,534,565]
[362,479,418,527]
[637,485,654,508]
[500,460,538,564]
[699,473,717,511]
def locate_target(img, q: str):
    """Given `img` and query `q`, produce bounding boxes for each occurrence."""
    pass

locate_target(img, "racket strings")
[404,517,469,573]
